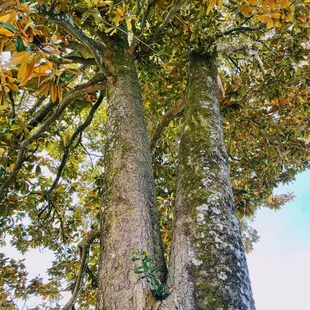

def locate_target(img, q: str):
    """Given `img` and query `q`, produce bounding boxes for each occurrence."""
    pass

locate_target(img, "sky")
[247,170,310,310]
[3,170,310,309]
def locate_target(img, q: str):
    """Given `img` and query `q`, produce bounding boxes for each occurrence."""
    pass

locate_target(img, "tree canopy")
[0,0,309,308]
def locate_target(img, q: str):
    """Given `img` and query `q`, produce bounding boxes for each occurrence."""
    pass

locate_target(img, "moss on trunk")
[161,53,255,310]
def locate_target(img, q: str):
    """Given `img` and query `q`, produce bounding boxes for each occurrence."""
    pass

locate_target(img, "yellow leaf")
[277,0,291,8]
[0,27,15,37]
[273,18,281,28]
[50,82,57,102]
[18,62,28,80]
[0,13,12,23]
[56,84,62,101]
[217,0,222,8]
[285,11,293,22]
[36,82,50,96]
[10,51,31,66]
[6,75,16,83]
[206,0,217,14]
[7,83,19,92]
[33,65,51,74]
[8,163,15,172]
[271,12,281,18]
[257,15,274,29]
[54,69,62,76]
[19,59,35,86]
[0,38,7,54]
[126,19,132,31]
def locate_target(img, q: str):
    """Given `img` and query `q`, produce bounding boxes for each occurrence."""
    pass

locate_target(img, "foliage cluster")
[0,0,309,308]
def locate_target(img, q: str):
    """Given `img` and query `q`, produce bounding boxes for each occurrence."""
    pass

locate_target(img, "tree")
[0,0,308,309]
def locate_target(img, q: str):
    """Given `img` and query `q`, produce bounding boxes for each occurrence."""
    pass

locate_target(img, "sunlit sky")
[4,171,310,309]
[247,170,310,310]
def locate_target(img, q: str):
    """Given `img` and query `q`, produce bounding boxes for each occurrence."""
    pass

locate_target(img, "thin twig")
[0,78,107,201]
[221,25,264,37]
[47,92,104,196]
[41,8,111,77]
[150,98,185,151]
[62,227,100,310]
[148,0,189,45]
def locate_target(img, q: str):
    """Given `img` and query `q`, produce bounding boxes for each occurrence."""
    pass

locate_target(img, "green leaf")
[2,23,17,33]
[16,37,25,52]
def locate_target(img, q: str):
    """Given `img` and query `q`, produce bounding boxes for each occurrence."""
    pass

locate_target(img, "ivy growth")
[131,250,168,300]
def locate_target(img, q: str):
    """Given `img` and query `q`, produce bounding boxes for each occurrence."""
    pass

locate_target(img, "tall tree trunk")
[96,41,166,310]
[161,53,255,309]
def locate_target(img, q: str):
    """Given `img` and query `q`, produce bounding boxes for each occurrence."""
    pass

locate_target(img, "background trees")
[0,0,309,309]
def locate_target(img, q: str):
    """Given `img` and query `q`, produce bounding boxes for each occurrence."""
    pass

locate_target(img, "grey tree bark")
[96,40,166,310]
[160,53,255,310]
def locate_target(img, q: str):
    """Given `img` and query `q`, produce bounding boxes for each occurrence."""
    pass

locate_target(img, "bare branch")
[27,96,46,115]
[62,227,100,310]
[27,100,58,130]
[220,25,264,37]
[150,98,185,151]
[149,0,189,45]
[215,43,248,55]
[63,56,96,65]
[47,92,104,195]
[0,77,107,201]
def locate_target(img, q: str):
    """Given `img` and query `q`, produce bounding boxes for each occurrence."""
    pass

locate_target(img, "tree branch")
[41,9,112,77]
[63,56,96,66]
[62,227,100,310]
[148,0,188,45]
[47,92,104,196]
[0,77,107,201]
[220,25,264,37]
[27,96,46,115]
[150,98,185,151]
[27,100,58,130]
[130,0,156,51]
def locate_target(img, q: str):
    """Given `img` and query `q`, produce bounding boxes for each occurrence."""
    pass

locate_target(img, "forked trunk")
[96,42,166,310]
[161,53,255,309]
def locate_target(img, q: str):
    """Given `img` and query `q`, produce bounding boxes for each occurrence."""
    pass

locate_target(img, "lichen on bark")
[161,53,255,310]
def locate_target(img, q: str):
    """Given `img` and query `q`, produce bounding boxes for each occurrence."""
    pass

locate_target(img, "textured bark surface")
[161,54,255,310]
[96,42,166,310]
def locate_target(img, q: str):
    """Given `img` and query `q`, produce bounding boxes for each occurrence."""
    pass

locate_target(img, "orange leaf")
[277,0,291,8]
[239,5,254,18]
[206,0,217,14]
[257,15,274,29]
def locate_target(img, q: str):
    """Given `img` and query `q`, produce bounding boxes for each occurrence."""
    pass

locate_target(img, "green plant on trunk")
[132,249,168,300]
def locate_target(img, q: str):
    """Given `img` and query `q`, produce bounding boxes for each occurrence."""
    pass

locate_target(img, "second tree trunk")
[162,53,255,310]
